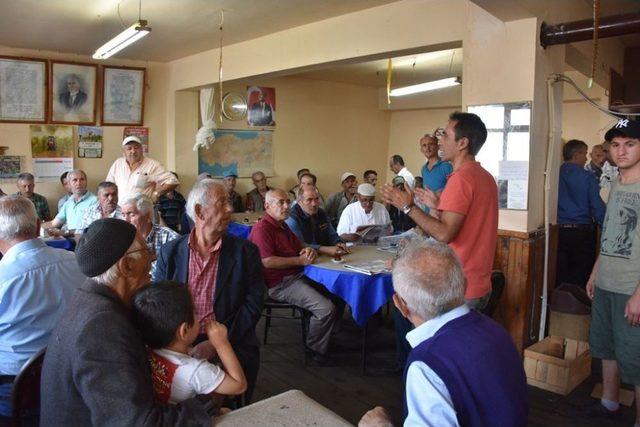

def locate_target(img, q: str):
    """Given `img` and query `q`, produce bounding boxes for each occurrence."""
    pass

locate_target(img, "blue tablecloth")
[228,222,252,239]
[304,263,393,327]
[44,238,75,251]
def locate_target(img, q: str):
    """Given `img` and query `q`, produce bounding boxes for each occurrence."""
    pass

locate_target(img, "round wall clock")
[221,92,247,121]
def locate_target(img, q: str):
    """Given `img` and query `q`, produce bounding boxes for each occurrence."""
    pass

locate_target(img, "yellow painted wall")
[173,76,391,200]
[0,45,169,215]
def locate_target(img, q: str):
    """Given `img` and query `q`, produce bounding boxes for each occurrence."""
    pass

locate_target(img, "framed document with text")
[102,66,146,126]
[0,56,48,123]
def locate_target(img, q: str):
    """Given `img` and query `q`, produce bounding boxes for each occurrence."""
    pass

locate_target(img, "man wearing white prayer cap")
[106,136,179,206]
[337,183,391,241]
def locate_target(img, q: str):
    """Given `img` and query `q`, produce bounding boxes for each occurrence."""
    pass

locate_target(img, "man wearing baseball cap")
[337,183,391,242]
[325,172,358,227]
[106,135,179,205]
[223,170,244,213]
[41,218,214,425]
[582,118,640,423]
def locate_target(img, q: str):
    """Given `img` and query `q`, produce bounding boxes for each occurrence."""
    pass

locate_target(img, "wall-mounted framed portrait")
[102,65,146,126]
[50,61,98,125]
[0,56,48,123]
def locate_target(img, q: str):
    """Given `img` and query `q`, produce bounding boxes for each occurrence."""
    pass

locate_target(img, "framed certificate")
[102,65,146,126]
[0,56,48,123]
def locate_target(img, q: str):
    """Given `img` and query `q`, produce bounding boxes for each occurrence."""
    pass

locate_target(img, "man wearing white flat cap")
[325,171,358,227]
[106,136,179,205]
[337,183,391,242]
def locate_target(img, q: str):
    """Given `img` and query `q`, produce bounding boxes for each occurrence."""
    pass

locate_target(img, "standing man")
[383,112,497,309]
[359,241,527,427]
[14,172,50,221]
[420,134,452,194]
[223,171,244,213]
[0,196,85,418]
[584,119,640,423]
[337,183,391,242]
[153,180,264,401]
[45,169,97,234]
[363,170,378,187]
[389,155,415,189]
[601,139,620,197]
[57,171,72,212]
[585,144,606,182]
[286,186,347,257]
[157,172,186,232]
[249,189,336,366]
[76,181,123,232]
[246,171,271,212]
[557,139,605,288]
[106,136,179,205]
[325,172,358,227]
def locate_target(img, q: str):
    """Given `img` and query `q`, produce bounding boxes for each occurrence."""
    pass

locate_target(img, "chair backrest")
[480,270,506,318]
[11,348,46,423]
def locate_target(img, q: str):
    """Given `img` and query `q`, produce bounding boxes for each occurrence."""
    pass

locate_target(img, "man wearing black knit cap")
[41,218,214,426]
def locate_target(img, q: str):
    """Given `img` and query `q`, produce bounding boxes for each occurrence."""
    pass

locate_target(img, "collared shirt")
[398,167,416,189]
[558,162,606,227]
[158,191,186,230]
[325,191,357,226]
[336,201,391,235]
[0,239,85,375]
[14,192,50,221]
[146,224,180,277]
[106,156,178,205]
[76,203,123,232]
[584,161,603,182]
[285,204,341,250]
[54,191,98,230]
[228,190,244,213]
[404,304,470,427]
[187,231,222,332]
[57,193,70,212]
[421,159,453,192]
[249,214,303,288]
[245,187,271,212]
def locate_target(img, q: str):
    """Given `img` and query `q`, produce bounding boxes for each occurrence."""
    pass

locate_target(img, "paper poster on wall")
[0,156,23,179]
[123,126,149,154]
[498,160,529,210]
[78,126,103,158]
[30,124,74,181]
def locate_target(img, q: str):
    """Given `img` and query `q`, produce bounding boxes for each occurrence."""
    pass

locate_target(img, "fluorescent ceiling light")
[390,77,461,97]
[93,20,151,60]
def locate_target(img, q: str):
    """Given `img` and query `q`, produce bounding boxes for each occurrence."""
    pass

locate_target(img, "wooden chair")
[262,298,308,363]
[480,270,506,318]
[11,348,46,427]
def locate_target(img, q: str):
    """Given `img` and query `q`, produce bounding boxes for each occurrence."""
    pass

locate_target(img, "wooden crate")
[523,336,591,395]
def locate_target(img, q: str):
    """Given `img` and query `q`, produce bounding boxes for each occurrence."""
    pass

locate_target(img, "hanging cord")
[386,59,392,105]
[550,73,640,118]
[588,0,600,89]
[218,10,224,123]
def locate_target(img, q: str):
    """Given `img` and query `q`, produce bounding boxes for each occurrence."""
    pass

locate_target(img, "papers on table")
[343,260,391,276]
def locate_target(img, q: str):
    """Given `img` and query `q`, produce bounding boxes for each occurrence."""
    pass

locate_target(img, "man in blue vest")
[359,240,528,427]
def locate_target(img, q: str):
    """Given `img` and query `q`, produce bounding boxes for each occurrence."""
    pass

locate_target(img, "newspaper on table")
[356,223,393,244]
[343,260,391,276]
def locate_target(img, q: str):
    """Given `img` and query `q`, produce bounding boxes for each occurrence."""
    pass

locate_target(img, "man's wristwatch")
[401,203,414,214]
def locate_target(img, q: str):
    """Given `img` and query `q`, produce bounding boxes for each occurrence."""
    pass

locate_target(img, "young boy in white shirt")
[132,281,247,405]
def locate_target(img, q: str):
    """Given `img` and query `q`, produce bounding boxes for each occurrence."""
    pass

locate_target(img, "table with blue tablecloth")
[303,245,394,327]
[228,212,262,239]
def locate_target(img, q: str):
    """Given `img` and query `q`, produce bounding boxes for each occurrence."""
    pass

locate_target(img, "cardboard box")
[523,336,591,395]
[549,310,590,342]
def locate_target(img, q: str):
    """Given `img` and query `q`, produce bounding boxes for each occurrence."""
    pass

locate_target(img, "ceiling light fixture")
[389,77,461,97]
[93,0,151,60]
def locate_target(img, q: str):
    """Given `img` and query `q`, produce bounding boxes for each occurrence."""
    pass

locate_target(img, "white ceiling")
[295,48,464,89]
[0,0,400,62]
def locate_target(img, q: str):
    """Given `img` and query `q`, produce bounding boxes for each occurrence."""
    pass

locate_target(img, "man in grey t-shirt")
[584,119,640,423]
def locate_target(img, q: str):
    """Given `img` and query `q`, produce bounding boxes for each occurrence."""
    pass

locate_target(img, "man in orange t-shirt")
[383,112,497,308]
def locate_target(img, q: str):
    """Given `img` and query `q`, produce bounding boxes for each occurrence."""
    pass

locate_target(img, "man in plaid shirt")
[121,194,179,276]
[15,173,51,221]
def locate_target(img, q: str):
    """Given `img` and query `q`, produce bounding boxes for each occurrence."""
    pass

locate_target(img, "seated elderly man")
[57,171,72,211]
[45,169,97,235]
[0,196,85,418]
[337,183,391,242]
[14,172,50,221]
[360,241,528,427]
[121,194,179,274]
[153,179,264,401]
[250,189,337,365]
[288,168,310,200]
[223,170,244,213]
[286,186,347,257]
[325,172,358,227]
[246,171,271,212]
[41,219,213,425]
[76,181,123,232]
[291,173,325,207]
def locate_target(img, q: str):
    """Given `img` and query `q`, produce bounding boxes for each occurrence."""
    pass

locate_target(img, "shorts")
[589,286,640,385]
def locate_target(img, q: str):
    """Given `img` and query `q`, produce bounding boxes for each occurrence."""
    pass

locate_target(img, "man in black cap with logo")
[41,218,214,426]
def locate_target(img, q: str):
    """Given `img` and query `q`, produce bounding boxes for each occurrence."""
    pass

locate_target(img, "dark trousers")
[556,226,597,288]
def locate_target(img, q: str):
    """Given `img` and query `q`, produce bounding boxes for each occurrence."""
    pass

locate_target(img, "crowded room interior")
[1,0,640,426]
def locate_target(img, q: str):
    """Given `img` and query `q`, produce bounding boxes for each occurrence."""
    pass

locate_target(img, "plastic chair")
[480,270,506,318]
[11,348,46,427]
[262,298,308,363]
